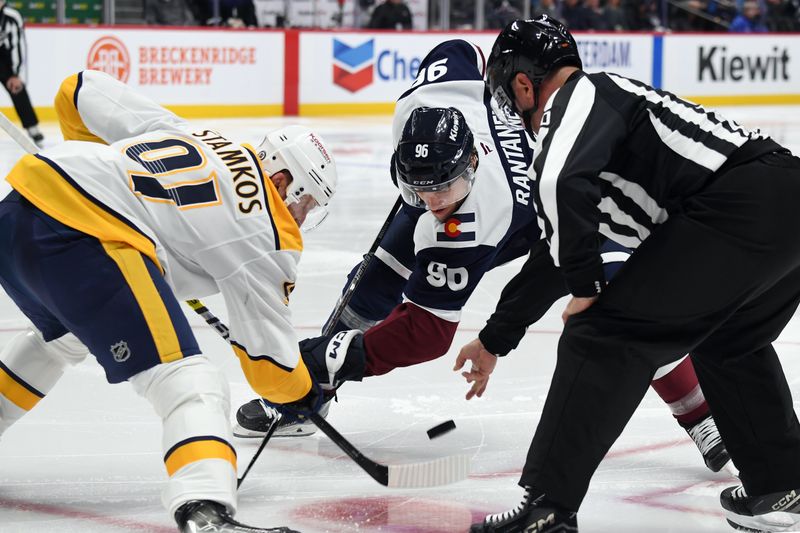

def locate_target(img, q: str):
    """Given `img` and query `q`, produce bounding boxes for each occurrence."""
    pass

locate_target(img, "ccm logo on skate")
[525,513,556,533]
[773,490,798,511]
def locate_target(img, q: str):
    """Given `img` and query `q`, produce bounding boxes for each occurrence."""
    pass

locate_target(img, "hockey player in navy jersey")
[234,38,730,476]
[469,15,800,533]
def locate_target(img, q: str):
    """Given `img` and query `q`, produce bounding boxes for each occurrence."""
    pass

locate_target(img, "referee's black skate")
[470,487,578,532]
[234,397,331,438]
[720,485,800,532]
[683,414,730,472]
[175,500,299,532]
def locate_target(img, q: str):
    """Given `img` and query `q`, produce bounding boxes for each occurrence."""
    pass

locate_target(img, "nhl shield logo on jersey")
[437,213,476,242]
[110,340,131,363]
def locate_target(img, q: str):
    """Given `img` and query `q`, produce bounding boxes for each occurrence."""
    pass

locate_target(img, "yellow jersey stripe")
[101,241,183,365]
[0,361,44,411]
[242,145,303,252]
[164,437,237,477]
[7,154,164,274]
[231,342,312,404]
[54,73,105,144]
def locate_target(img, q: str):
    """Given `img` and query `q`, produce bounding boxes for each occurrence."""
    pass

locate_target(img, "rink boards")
[4,26,800,118]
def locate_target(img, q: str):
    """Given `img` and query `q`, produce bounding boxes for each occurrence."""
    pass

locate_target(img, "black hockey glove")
[299,329,367,389]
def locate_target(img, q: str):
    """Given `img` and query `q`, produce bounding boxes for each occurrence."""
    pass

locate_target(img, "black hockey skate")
[683,414,730,472]
[470,487,578,533]
[720,485,800,533]
[175,500,299,532]
[27,127,44,148]
[234,397,331,438]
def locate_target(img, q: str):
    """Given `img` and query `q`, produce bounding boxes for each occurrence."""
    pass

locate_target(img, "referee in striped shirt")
[470,15,800,533]
[0,0,42,146]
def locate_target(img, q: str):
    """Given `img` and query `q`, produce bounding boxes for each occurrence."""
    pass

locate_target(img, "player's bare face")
[418,192,460,221]
[287,195,319,227]
[416,172,472,221]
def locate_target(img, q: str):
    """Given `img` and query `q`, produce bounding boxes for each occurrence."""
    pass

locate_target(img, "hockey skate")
[720,485,800,532]
[175,500,299,532]
[234,397,332,438]
[27,126,44,148]
[469,487,578,533]
[683,414,731,472]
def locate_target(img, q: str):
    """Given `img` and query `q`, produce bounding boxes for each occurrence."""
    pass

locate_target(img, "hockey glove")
[299,329,367,389]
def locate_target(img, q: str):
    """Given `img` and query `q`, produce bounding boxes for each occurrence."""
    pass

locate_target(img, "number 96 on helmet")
[393,107,477,216]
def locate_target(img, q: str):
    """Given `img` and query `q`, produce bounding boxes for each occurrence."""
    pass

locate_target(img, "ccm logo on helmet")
[309,133,332,164]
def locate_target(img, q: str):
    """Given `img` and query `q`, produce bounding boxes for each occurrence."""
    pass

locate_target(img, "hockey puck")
[427,419,456,439]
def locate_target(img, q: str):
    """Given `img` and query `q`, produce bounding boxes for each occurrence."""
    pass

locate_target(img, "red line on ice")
[0,495,174,532]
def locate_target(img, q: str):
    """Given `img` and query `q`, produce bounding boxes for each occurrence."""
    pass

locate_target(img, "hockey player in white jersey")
[232,39,729,474]
[0,70,336,532]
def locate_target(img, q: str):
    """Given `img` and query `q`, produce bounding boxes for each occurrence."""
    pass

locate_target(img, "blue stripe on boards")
[652,35,663,89]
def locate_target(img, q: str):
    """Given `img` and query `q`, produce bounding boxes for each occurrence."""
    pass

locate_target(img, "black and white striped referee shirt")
[0,2,26,77]
[531,70,783,297]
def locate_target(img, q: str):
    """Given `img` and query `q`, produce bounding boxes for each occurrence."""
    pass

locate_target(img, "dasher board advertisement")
[662,34,800,105]
[297,31,653,114]
[12,26,285,117]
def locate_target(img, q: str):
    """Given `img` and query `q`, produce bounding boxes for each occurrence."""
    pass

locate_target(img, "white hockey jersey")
[390,39,538,321]
[6,70,311,403]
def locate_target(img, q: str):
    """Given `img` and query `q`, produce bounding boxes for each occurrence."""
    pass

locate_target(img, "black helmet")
[487,16,582,123]
[394,107,476,210]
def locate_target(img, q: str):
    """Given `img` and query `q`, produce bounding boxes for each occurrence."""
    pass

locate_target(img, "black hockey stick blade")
[309,412,470,488]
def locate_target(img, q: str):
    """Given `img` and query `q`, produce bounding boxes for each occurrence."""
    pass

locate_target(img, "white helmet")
[256,125,338,229]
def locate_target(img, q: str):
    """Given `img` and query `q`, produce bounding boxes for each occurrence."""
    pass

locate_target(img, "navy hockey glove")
[299,329,367,389]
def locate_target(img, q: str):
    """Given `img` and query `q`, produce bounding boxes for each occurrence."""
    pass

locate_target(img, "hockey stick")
[322,195,402,335]
[204,307,469,487]
[0,111,39,153]
[236,404,281,489]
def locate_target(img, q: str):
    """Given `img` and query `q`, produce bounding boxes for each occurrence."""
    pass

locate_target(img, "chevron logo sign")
[333,38,374,93]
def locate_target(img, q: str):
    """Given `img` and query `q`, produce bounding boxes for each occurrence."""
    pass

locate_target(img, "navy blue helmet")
[393,107,477,210]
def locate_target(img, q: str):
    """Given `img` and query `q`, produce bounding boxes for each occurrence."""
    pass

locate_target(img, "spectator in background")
[765,0,799,30]
[730,0,769,31]
[144,0,197,25]
[0,0,42,147]
[533,0,561,19]
[368,0,412,29]
[585,0,609,29]
[488,0,522,29]
[219,0,258,28]
[624,0,663,30]
[185,0,256,26]
[561,0,592,29]
[604,0,628,29]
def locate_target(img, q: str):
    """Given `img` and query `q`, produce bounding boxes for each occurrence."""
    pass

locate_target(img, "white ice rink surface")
[1,107,800,533]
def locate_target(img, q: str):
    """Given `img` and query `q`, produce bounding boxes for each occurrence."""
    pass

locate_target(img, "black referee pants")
[0,62,38,129]
[521,151,800,510]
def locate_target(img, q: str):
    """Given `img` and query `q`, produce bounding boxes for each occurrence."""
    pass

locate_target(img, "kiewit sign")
[663,34,798,98]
